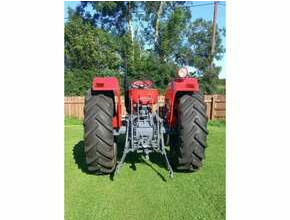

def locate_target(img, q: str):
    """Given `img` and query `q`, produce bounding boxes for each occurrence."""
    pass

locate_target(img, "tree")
[64,2,226,95]
[65,10,121,70]
[65,10,123,96]
[186,18,225,94]
[159,7,191,63]
[143,1,165,53]
[144,1,187,56]
[76,2,140,77]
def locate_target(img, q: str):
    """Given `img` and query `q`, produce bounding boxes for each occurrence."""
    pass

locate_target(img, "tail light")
[177,67,188,78]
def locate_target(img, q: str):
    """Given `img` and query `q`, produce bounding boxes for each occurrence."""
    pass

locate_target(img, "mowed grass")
[65,119,225,220]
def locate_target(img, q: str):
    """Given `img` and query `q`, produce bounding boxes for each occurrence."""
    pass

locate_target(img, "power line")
[183,2,225,8]
[65,2,226,19]
[186,2,216,7]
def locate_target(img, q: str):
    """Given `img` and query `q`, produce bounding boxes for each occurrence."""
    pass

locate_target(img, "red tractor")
[84,68,208,177]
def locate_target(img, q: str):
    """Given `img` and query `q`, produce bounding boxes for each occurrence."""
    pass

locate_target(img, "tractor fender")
[92,77,122,129]
[164,77,199,128]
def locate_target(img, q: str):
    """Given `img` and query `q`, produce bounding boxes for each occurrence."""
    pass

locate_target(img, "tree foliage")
[187,18,225,93]
[65,10,121,70]
[64,2,225,95]
[159,7,191,63]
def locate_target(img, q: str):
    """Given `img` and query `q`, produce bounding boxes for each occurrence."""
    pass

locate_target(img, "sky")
[64,1,226,78]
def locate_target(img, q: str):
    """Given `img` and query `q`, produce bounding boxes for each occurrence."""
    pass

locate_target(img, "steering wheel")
[131,80,153,89]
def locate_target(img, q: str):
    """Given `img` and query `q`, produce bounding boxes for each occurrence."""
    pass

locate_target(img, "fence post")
[210,95,216,120]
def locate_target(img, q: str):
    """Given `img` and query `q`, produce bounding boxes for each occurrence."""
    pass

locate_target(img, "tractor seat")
[131,80,153,89]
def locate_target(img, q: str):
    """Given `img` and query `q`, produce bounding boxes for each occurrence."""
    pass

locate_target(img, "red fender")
[164,77,200,128]
[91,77,122,129]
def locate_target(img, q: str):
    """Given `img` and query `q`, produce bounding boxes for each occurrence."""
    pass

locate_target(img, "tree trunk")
[127,1,134,72]
[154,1,164,52]
[128,1,134,43]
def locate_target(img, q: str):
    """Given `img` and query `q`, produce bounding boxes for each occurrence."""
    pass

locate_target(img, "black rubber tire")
[83,90,117,174]
[171,93,208,171]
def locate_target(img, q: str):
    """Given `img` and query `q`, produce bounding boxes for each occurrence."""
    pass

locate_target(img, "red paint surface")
[128,89,159,105]
[92,77,122,129]
[164,77,200,128]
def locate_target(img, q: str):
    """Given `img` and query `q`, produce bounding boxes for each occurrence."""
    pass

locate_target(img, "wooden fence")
[64,94,225,120]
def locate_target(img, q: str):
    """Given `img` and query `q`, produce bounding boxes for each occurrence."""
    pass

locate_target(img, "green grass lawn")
[65,119,225,220]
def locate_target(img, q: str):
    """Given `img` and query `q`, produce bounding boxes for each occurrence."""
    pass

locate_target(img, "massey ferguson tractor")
[83,68,208,177]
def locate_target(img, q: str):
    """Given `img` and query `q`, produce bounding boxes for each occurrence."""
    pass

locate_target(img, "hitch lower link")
[115,117,174,178]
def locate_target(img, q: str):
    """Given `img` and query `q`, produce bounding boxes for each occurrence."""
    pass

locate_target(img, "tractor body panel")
[91,77,122,129]
[128,88,159,105]
[164,77,199,128]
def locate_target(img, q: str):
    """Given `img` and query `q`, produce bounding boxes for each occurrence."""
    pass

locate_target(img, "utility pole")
[210,1,218,67]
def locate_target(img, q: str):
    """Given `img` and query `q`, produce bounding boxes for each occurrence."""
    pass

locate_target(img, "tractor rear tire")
[84,90,117,174]
[173,93,208,171]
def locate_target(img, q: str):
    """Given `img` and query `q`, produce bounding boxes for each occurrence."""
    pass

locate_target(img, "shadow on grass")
[72,140,90,175]
[72,135,169,181]
[72,140,116,178]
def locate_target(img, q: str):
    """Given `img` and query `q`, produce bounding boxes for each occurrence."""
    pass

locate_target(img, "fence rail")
[64,94,225,120]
